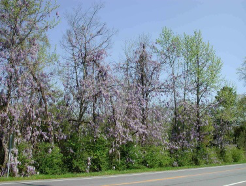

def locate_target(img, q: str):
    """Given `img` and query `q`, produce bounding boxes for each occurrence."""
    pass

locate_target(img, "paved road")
[1,163,246,186]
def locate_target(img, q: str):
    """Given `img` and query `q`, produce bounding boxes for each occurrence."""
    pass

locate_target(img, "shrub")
[175,149,194,166]
[59,135,88,173]
[34,143,64,175]
[17,142,36,176]
[62,135,110,173]
[89,137,110,172]
[231,147,245,162]
[221,145,245,163]
[141,146,172,168]
[114,142,143,170]
[114,143,172,170]
[205,148,221,165]
[221,146,233,163]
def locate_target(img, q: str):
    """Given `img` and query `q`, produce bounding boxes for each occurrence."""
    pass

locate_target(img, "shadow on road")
[19,183,49,186]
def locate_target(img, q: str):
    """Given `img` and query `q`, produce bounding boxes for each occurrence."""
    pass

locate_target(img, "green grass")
[1,160,246,182]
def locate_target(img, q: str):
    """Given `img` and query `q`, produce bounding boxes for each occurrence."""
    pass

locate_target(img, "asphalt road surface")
[1,163,246,186]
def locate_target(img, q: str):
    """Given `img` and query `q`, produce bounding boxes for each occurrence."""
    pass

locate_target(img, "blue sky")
[48,0,246,94]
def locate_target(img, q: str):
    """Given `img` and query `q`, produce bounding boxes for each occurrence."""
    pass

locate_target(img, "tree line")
[0,0,245,177]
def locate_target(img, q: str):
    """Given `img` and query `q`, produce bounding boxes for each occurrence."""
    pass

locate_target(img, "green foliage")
[61,136,88,172]
[194,150,207,166]
[238,58,246,86]
[212,86,238,148]
[17,142,35,176]
[111,143,172,170]
[237,130,246,150]
[235,96,246,150]
[175,149,194,166]
[215,87,237,109]
[89,137,110,172]
[201,115,214,146]
[214,86,237,124]
[204,148,221,165]
[221,146,233,163]
[61,134,110,173]
[231,147,245,162]
[221,146,245,163]
[192,146,221,165]
[184,30,222,92]
[157,27,182,58]
[141,146,172,168]
[114,142,142,170]
[34,143,64,175]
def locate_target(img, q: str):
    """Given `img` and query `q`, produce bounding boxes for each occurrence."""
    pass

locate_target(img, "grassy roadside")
[1,160,246,182]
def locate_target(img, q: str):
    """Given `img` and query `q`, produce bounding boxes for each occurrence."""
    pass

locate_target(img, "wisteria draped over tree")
[117,36,167,144]
[0,0,59,176]
[61,3,115,131]
[0,0,245,177]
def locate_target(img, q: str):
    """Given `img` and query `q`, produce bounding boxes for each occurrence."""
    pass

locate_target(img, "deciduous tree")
[0,0,59,176]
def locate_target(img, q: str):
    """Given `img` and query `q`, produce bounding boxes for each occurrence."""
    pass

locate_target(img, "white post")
[7,148,11,178]
[7,134,13,178]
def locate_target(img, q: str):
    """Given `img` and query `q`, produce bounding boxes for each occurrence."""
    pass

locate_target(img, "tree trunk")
[172,64,177,143]
[1,135,9,177]
[196,55,201,149]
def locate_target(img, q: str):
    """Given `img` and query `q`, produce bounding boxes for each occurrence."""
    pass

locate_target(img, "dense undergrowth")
[4,141,245,177]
